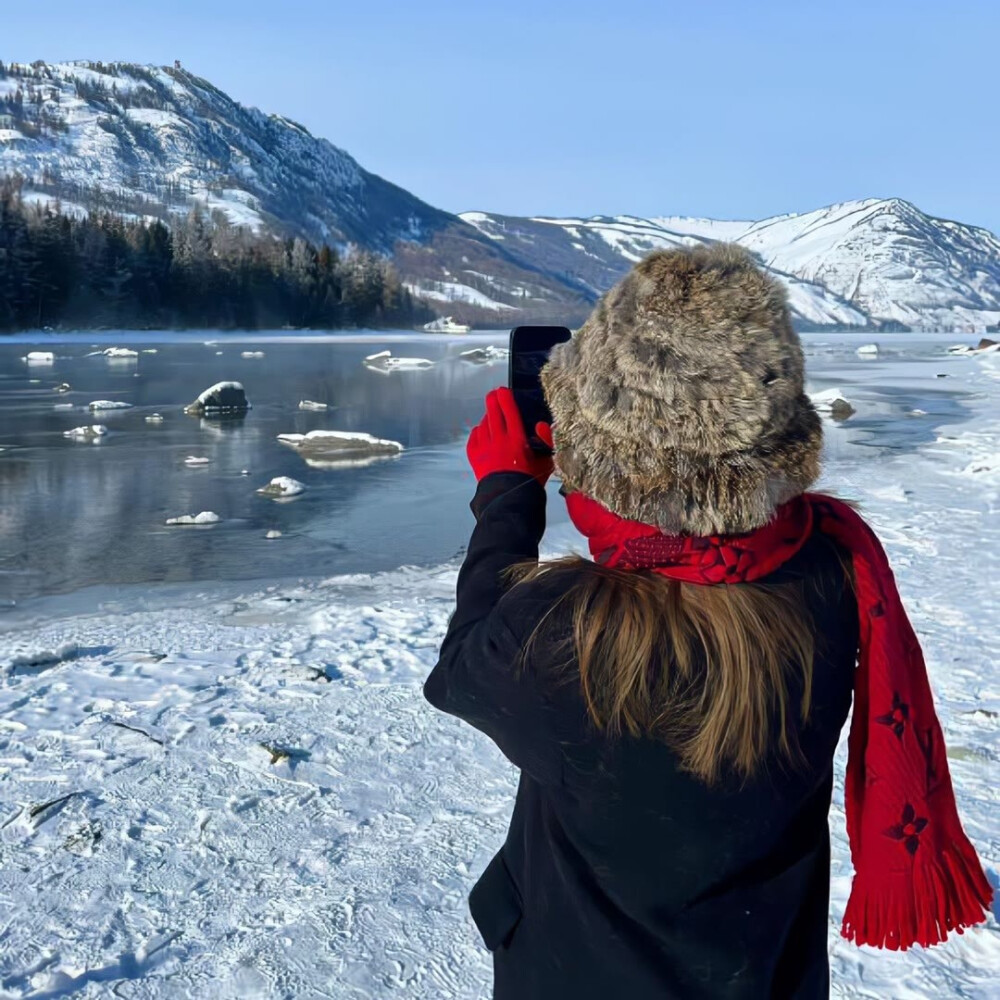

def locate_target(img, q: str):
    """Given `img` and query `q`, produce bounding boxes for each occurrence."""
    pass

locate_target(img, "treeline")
[0,181,432,331]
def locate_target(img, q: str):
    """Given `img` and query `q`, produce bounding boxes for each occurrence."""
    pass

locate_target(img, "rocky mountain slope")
[461,202,1000,331]
[2,60,999,330]
[0,60,593,325]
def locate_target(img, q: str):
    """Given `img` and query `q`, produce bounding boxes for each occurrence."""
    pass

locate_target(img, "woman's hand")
[466,387,554,486]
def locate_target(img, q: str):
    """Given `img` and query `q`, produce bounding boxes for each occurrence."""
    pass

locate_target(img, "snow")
[256,477,306,499]
[88,400,133,411]
[164,511,221,526]
[62,425,107,443]
[403,281,517,312]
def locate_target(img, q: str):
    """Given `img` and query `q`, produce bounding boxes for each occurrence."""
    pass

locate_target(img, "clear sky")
[4,0,998,232]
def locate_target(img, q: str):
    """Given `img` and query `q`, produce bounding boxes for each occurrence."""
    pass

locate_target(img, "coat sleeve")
[423,472,563,785]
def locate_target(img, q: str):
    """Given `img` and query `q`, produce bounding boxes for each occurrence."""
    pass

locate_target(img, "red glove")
[466,387,554,486]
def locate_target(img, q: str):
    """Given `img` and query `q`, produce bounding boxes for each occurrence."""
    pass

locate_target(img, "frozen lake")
[0,331,979,610]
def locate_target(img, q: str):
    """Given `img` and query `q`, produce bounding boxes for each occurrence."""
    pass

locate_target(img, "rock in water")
[256,476,306,498]
[184,382,250,416]
[975,337,998,352]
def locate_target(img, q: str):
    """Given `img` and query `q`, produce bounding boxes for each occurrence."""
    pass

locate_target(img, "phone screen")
[508,326,572,450]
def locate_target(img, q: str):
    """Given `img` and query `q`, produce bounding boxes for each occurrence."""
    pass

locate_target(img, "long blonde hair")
[504,557,817,785]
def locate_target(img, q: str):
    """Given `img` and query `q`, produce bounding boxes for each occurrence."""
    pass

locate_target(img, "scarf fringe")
[841,842,994,950]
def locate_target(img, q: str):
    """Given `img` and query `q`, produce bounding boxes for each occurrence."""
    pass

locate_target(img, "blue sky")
[4,0,998,231]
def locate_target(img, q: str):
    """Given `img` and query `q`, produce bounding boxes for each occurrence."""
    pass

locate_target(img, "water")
[0,331,976,607]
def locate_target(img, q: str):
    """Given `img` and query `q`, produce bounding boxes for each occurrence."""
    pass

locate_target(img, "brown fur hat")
[541,243,822,535]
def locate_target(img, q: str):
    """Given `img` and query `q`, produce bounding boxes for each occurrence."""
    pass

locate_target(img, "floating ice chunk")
[856,343,879,357]
[808,387,855,421]
[266,529,283,539]
[257,476,306,499]
[299,400,329,411]
[277,429,403,467]
[459,345,509,364]
[145,413,164,423]
[241,351,265,359]
[184,381,250,415]
[948,344,973,355]
[141,349,158,354]
[54,383,71,393]
[101,347,139,359]
[240,469,250,476]
[165,511,221,525]
[88,400,132,411]
[363,350,434,373]
[184,456,211,466]
[23,351,55,363]
[215,351,224,356]
[64,425,107,442]
[54,403,75,411]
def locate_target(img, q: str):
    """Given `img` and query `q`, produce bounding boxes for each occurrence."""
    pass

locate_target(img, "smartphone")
[508,325,572,452]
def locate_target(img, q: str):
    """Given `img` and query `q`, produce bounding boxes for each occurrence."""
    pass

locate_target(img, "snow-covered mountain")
[461,203,1000,331]
[0,60,593,324]
[3,61,999,330]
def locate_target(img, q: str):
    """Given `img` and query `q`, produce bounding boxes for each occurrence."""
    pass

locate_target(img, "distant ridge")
[2,60,999,330]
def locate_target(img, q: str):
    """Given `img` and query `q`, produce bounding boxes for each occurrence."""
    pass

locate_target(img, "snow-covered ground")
[1,346,998,998]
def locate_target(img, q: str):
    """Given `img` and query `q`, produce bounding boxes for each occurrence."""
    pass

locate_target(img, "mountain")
[0,60,593,325]
[461,202,1000,332]
[3,60,1000,331]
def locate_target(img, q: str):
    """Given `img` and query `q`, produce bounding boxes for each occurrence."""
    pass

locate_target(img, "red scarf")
[565,490,993,950]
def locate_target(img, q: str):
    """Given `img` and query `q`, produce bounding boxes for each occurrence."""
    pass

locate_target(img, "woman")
[423,245,991,999]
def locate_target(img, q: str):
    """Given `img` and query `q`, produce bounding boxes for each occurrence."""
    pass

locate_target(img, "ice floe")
[53,403,75,411]
[265,529,283,539]
[363,349,434,374]
[145,413,165,423]
[241,351,265,359]
[459,345,509,364]
[277,429,404,468]
[856,343,879,357]
[184,456,211,467]
[165,511,221,526]
[54,382,72,393]
[23,351,55,363]
[88,400,133,411]
[298,400,329,411]
[63,425,107,443]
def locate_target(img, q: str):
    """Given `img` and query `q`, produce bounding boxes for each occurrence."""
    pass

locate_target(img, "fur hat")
[541,243,822,535]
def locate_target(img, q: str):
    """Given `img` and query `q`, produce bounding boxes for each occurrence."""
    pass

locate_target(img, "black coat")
[424,474,858,1000]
